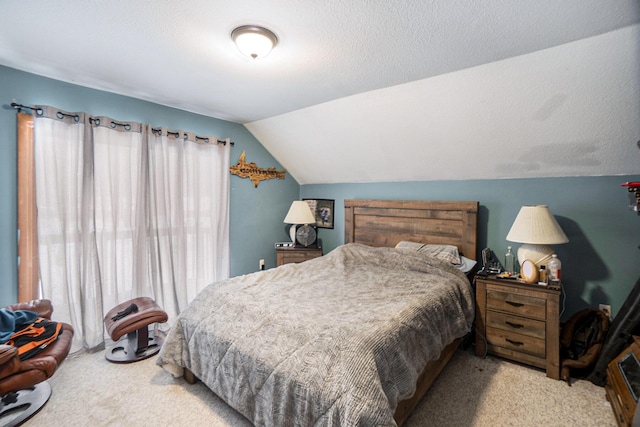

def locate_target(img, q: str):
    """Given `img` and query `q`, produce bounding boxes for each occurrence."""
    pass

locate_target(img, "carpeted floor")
[24,346,616,426]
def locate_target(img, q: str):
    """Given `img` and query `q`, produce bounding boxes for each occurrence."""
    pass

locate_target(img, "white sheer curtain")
[147,128,230,320]
[33,106,230,353]
[35,107,96,351]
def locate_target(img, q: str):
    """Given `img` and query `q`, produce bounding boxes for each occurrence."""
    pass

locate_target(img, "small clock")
[294,224,317,248]
[520,259,539,284]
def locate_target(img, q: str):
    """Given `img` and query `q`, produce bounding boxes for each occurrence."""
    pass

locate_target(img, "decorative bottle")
[539,265,547,284]
[505,246,515,274]
[548,254,562,283]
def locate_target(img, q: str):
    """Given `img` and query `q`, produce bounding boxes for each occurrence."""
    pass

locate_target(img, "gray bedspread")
[157,243,474,426]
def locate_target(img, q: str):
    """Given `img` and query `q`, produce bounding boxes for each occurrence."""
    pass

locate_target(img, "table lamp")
[506,205,568,266]
[283,201,316,243]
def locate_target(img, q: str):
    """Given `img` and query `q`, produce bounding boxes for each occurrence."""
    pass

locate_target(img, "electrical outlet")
[259,259,265,270]
[599,304,611,319]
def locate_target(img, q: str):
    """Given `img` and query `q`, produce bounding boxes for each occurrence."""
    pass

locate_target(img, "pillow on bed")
[394,241,477,273]
[455,255,477,273]
[394,241,461,264]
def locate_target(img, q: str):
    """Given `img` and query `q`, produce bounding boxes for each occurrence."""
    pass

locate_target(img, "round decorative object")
[520,259,539,284]
[295,224,317,247]
[516,244,555,267]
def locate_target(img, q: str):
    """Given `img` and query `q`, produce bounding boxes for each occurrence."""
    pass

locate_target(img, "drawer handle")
[505,338,524,346]
[505,321,524,329]
[506,301,524,307]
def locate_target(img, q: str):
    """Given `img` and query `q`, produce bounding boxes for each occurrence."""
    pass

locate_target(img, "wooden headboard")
[344,200,479,260]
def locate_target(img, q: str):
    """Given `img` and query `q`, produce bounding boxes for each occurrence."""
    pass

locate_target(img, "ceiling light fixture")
[231,25,278,60]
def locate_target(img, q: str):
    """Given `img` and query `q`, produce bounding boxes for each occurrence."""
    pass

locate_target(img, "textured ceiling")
[1,1,639,184]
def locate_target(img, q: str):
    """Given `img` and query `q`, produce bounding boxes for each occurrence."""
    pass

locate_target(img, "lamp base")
[517,243,554,267]
[289,225,296,244]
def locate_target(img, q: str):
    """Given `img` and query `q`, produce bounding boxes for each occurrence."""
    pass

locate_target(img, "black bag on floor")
[560,308,610,385]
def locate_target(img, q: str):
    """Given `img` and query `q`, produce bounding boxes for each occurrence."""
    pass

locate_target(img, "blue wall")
[3,66,640,322]
[0,65,300,306]
[302,176,640,320]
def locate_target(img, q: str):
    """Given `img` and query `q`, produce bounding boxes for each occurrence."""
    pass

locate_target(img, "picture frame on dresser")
[303,198,334,229]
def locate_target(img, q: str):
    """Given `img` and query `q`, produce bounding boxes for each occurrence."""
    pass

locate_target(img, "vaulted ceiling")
[1,1,639,184]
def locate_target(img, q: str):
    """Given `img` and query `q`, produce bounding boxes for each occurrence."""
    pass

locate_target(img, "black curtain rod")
[11,102,42,114]
[10,102,234,146]
[150,127,234,146]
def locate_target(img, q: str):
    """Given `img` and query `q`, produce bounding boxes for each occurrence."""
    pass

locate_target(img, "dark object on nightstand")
[292,224,318,248]
[477,248,504,276]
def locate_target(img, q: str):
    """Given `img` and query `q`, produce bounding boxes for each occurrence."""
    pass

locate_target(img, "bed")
[157,199,478,426]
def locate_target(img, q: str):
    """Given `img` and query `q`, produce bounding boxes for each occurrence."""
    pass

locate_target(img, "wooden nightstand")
[276,246,322,266]
[475,275,561,380]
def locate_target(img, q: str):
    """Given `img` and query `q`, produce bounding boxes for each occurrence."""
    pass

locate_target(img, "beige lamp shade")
[506,205,568,266]
[284,201,316,242]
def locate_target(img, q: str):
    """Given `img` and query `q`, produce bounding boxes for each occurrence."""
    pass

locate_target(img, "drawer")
[277,250,322,266]
[486,327,546,358]
[487,289,546,320]
[487,311,545,340]
[283,252,321,262]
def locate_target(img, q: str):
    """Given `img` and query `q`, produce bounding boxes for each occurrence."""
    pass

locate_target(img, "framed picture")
[303,199,335,229]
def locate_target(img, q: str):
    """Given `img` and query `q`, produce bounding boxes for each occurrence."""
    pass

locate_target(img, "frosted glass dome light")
[231,25,278,59]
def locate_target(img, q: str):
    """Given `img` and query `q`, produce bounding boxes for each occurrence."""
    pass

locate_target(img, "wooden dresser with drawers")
[475,275,561,379]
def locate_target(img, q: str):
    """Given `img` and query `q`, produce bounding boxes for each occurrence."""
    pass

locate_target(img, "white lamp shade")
[506,205,568,244]
[506,205,568,266]
[284,201,315,225]
[231,25,278,59]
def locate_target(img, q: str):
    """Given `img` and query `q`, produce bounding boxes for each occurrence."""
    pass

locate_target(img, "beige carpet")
[24,347,616,426]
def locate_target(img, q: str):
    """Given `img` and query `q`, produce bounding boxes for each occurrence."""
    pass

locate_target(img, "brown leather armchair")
[0,299,73,426]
